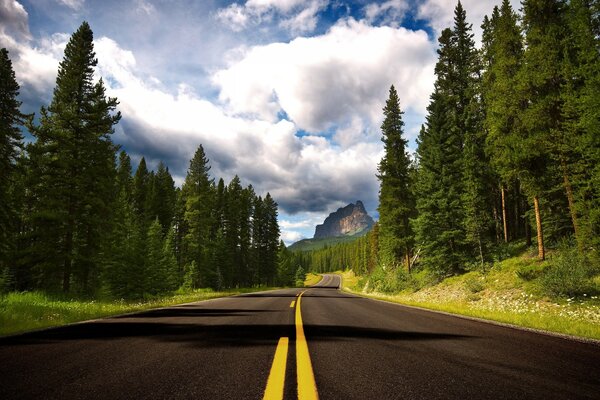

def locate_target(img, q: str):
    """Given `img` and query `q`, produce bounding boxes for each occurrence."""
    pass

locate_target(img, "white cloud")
[215,3,249,32]
[58,0,84,11]
[364,0,409,26]
[280,229,304,245]
[90,36,385,216]
[279,0,324,33]
[0,0,31,41]
[213,18,436,133]
[215,0,326,33]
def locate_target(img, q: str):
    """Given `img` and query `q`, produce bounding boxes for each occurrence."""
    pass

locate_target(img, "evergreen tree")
[561,0,600,248]
[483,0,524,244]
[377,85,414,271]
[133,157,150,223]
[0,48,26,288]
[518,0,569,259]
[27,22,120,293]
[414,27,468,275]
[182,145,215,287]
[263,193,280,285]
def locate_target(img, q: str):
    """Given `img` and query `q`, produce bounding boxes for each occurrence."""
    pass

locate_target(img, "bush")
[516,264,546,281]
[464,274,485,293]
[540,244,598,298]
[368,264,414,294]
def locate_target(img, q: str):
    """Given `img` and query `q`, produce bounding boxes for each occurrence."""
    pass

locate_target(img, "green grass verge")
[339,265,600,341]
[0,287,275,337]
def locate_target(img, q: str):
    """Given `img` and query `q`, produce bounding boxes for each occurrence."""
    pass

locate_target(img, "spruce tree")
[377,85,414,271]
[561,0,600,248]
[483,0,524,245]
[263,193,280,285]
[518,0,568,259]
[28,22,120,292]
[414,24,468,275]
[0,48,26,287]
[182,145,215,287]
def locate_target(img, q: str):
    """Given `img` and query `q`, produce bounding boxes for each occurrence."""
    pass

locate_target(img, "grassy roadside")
[304,273,323,286]
[0,287,276,337]
[335,260,600,341]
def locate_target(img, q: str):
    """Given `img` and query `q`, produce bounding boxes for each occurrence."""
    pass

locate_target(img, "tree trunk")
[405,248,411,274]
[533,196,545,260]
[477,234,484,268]
[514,182,521,239]
[560,158,580,245]
[492,205,499,242]
[501,185,508,243]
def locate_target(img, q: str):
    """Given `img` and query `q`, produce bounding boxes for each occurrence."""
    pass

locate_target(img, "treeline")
[299,0,599,279]
[0,22,282,298]
[291,225,380,275]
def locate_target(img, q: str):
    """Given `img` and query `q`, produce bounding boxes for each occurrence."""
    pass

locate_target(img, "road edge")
[335,274,600,346]
[0,287,295,340]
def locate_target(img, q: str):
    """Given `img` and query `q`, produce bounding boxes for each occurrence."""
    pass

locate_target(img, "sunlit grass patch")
[0,287,271,337]
[304,273,323,287]
[342,250,600,341]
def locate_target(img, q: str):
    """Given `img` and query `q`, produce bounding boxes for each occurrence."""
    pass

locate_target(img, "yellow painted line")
[263,337,289,400]
[296,291,319,400]
[290,300,296,308]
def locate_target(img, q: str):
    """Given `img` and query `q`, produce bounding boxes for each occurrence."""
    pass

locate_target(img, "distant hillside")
[314,200,374,239]
[288,230,369,252]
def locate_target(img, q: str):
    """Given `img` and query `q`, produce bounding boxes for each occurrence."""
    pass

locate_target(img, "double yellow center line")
[262,291,319,400]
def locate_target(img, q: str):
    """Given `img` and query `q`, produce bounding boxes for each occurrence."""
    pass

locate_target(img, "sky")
[0,0,518,244]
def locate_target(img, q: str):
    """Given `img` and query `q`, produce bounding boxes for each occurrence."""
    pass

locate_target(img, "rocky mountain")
[313,201,375,239]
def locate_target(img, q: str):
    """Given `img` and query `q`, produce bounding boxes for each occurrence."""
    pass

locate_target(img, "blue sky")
[0,0,517,244]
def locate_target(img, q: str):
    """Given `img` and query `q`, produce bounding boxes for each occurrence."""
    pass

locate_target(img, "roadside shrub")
[516,264,546,281]
[464,274,485,293]
[540,244,598,298]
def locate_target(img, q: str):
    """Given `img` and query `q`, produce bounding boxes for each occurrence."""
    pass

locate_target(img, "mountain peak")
[313,201,374,239]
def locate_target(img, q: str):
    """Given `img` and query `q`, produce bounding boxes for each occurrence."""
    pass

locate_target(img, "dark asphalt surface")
[1,274,599,399]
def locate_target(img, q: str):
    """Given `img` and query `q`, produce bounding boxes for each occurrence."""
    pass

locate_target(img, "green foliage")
[540,242,599,297]
[464,274,485,293]
[295,266,306,287]
[377,85,415,269]
[0,23,282,301]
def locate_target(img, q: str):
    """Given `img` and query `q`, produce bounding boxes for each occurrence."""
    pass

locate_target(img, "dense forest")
[295,0,599,293]
[0,22,286,299]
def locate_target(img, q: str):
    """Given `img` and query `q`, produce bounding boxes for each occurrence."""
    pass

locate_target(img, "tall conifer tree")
[28,22,120,292]
[377,85,414,271]
[0,48,26,286]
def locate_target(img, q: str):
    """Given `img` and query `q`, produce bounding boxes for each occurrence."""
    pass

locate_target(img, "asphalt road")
[1,274,599,399]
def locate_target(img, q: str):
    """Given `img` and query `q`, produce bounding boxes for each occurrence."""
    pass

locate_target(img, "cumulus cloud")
[90,35,385,217]
[0,0,31,41]
[0,0,66,99]
[213,18,436,134]
[6,0,442,238]
[215,0,326,33]
[364,0,409,27]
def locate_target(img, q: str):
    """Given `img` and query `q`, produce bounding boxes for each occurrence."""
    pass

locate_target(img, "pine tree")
[518,0,569,259]
[0,48,26,288]
[377,85,415,271]
[263,193,280,285]
[561,0,600,248]
[182,145,215,287]
[146,161,176,233]
[414,25,468,275]
[27,22,120,292]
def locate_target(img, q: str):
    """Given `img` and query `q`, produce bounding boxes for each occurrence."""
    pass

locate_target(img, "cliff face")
[313,201,375,239]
